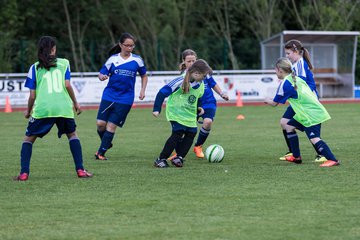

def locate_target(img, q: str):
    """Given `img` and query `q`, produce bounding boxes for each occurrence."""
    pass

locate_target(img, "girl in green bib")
[14,36,93,181]
[152,59,213,168]
[265,58,339,167]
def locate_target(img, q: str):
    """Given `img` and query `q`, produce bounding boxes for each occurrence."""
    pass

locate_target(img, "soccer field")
[1,104,359,240]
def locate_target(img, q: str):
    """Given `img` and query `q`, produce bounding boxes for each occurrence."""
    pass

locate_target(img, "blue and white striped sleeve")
[24,64,37,90]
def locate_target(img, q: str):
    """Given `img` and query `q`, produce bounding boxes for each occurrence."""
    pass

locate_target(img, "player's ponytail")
[37,36,57,70]
[291,71,298,91]
[284,39,313,70]
[182,59,213,93]
[302,47,313,70]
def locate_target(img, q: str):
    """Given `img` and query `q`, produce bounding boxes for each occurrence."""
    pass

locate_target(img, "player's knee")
[310,137,321,145]
[284,125,296,133]
[67,131,78,140]
[96,120,106,130]
[203,118,213,129]
[280,118,289,127]
[105,122,117,133]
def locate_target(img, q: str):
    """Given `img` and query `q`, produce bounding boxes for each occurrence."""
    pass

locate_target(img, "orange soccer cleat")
[193,145,204,158]
[14,172,29,181]
[319,160,340,167]
[77,169,93,178]
[285,155,302,164]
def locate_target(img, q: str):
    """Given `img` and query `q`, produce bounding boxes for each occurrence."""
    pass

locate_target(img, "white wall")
[0,70,279,107]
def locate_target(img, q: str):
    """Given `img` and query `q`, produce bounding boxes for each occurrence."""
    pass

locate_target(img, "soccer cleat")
[285,155,302,164]
[314,155,327,163]
[77,169,93,178]
[154,158,169,168]
[279,152,293,161]
[319,160,340,167]
[171,156,184,167]
[168,153,177,161]
[14,172,29,181]
[95,152,108,161]
[193,145,205,158]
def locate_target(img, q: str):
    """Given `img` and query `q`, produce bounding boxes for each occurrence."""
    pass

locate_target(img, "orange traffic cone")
[5,96,12,113]
[236,90,243,107]
[236,91,245,120]
[236,114,245,120]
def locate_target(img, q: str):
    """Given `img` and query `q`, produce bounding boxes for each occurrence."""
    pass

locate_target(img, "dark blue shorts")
[97,99,132,127]
[25,117,76,138]
[287,118,322,139]
[282,105,295,119]
[170,121,197,133]
[199,108,216,121]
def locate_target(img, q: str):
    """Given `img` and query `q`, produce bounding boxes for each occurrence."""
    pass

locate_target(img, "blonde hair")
[181,59,213,93]
[275,57,298,90]
[179,49,197,72]
[284,39,313,70]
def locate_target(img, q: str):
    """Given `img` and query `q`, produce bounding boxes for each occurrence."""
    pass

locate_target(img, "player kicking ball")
[265,57,339,167]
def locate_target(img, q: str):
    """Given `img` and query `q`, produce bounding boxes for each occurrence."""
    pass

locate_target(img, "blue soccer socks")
[287,131,300,158]
[315,140,337,161]
[20,141,33,174]
[195,127,210,147]
[69,138,84,170]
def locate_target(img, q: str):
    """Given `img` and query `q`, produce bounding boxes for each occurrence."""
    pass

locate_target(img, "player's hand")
[74,103,82,115]
[221,93,229,101]
[152,111,160,117]
[197,107,204,116]
[139,89,145,100]
[264,97,278,106]
[99,74,108,81]
[24,110,31,119]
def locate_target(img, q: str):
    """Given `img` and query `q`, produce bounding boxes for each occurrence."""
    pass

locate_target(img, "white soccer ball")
[205,144,225,163]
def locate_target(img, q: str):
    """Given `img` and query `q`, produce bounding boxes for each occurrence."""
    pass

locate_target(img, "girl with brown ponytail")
[152,59,213,168]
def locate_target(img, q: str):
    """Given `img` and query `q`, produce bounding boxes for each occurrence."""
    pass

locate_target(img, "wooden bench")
[313,68,343,98]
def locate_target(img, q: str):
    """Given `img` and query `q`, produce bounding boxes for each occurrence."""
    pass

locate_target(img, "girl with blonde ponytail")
[279,39,326,163]
[265,57,339,167]
[152,59,213,168]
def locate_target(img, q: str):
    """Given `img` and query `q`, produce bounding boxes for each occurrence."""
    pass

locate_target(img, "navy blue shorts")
[170,121,197,133]
[199,108,216,121]
[97,99,132,127]
[287,118,322,139]
[25,117,76,138]
[282,105,295,119]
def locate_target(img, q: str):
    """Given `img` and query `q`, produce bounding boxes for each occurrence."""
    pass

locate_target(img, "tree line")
[1,0,359,81]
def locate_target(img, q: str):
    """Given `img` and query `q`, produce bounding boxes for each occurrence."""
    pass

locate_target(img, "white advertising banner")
[0,72,279,106]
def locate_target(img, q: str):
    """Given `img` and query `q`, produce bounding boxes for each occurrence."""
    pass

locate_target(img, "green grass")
[0,104,360,240]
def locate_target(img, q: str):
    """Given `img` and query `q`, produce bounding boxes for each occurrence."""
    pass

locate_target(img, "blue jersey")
[292,58,316,92]
[200,75,217,109]
[153,75,203,113]
[159,75,202,97]
[273,78,299,104]
[25,60,71,90]
[99,53,146,105]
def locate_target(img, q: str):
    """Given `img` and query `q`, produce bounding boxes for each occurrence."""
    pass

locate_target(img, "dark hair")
[284,39,313,70]
[182,59,213,93]
[37,36,57,70]
[108,32,136,57]
[179,49,197,72]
